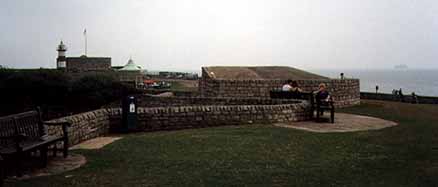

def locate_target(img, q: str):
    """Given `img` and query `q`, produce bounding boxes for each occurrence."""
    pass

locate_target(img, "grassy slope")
[168,80,198,92]
[205,66,328,80]
[7,100,438,187]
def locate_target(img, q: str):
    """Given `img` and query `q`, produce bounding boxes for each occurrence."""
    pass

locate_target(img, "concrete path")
[71,136,122,150]
[274,113,398,133]
[11,154,86,180]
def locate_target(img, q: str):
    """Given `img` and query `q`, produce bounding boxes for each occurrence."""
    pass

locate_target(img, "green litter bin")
[122,96,138,132]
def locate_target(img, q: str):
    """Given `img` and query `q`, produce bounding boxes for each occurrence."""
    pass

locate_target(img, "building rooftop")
[119,58,142,71]
[203,66,328,80]
[66,56,111,60]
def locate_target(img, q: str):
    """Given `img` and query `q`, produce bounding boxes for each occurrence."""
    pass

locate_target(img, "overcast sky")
[1,0,437,72]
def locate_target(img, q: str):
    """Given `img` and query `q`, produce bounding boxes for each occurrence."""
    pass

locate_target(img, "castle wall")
[47,109,113,145]
[107,101,311,132]
[199,69,360,108]
[108,95,304,108]
[66,57,111,73]
[47,97,311,146]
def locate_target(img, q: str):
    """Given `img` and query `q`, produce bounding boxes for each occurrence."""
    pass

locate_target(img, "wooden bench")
[315,99,335,123]
[0,155,3,187]
[270,90,335,123]
[0,108,70,177]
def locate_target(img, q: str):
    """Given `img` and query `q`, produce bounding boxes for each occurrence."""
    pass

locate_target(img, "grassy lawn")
[6,100,438,187]
[168,80,198,92]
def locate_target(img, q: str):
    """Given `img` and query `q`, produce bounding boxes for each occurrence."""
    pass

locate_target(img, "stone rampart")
[47,109,112,145]
[136,96,302,107]
[110,101,311,132]
[199,78,360,108]
[47,97,311,146]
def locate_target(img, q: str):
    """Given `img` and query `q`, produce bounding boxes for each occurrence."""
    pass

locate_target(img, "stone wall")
[132,96,303,108]
[66,57,111,73]
[110,101,311,132]
[48,97,312,146]
[47,109,113,146]
[199,68,360,108]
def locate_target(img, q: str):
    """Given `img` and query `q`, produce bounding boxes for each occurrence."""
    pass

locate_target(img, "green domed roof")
[119,58,142,71]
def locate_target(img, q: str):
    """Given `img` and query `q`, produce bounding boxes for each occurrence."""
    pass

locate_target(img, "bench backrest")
[0,110,44,147]
[270,90,313,100]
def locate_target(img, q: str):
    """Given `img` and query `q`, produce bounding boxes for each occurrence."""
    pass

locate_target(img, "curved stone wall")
[133,96,304,107]
[110,100,311,132]
[48,97,312,145]
[199,78,360,108]
[47,109,111,146]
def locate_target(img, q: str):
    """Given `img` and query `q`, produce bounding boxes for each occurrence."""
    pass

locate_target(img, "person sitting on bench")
[315,83,330,103]
[314,83,335,123]
[290,81,303,98]
[282,79,293,91]
[291,81,303,93]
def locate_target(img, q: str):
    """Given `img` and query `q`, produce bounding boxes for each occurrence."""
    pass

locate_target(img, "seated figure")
[314,83,335,123]
[315,83,331,104]
[290,81,303,98]
[282,79,293,91]
[290,81,303,92]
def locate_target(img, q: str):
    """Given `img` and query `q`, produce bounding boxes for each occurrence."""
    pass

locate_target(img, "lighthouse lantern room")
[56,41,67,69]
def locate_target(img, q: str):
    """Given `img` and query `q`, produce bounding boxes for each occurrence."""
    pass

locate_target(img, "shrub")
[0,69,138,117]
[70,73,138,110]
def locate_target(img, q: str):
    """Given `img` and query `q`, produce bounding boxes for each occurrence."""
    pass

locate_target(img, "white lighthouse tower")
[56,41,67,69]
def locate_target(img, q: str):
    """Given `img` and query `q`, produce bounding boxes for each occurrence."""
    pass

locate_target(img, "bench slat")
[0,109,70,177]
[0,117,16,147]
[0,136,63,154]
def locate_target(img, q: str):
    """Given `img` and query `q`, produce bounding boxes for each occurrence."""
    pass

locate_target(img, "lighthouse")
[56,41,67,69]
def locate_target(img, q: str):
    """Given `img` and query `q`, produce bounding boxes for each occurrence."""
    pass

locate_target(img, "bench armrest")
[316,100,335,108]
[43,121,70,140]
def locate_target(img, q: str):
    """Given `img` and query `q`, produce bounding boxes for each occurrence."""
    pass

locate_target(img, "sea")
[313,69,438,97]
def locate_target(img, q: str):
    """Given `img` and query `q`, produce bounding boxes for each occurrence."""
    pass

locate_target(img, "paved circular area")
[9,137,121,180]
[12,154,86,180]
[71,136,122,150]
[274,113,398,133]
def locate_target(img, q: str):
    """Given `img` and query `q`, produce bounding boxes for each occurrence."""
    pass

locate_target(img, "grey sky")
[1,0,437,72]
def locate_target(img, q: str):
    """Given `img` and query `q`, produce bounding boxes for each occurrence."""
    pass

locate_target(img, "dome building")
[118,57,144,83]
[119,58,142,72]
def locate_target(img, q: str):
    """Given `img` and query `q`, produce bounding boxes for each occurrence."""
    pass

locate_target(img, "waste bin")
[122,96,138,132]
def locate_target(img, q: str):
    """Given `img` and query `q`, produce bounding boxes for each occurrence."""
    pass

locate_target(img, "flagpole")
[84,29,87,56]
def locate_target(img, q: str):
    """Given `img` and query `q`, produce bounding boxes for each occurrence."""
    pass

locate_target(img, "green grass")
[168,80,198,93]
[6,100,438,186]
[204,66,328,80]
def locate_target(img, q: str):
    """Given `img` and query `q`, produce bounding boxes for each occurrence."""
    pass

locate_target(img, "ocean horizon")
[176,68,438,97]
[148,68,438,97]
[313,69,438,97]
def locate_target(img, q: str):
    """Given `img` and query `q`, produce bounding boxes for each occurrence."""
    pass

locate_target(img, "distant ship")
[394,64,408,70]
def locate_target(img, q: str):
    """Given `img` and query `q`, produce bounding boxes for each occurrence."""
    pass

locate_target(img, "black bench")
[0,155,3,187]
[270,90,335,123]
[315,99,335,123]
[0,108,70,177]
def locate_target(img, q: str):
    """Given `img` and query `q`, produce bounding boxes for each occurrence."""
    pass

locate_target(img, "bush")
[70,74,137,111]
[0,69,70,115]
[0,69,138,117]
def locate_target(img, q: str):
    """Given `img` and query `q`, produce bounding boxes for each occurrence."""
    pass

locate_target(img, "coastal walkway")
[274,113,397,133]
